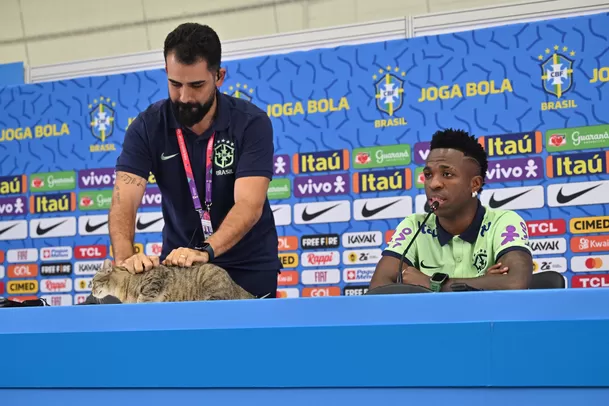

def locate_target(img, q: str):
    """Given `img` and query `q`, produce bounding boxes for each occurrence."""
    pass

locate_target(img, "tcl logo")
[75,245,107,259]
[278,236,298,251]
[277,271,299,286]
[302,287,341,297]
[7,264,39,278]
[526,219,566,237]
[571,274,609,288]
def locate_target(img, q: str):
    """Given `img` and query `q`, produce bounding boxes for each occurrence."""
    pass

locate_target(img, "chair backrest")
[530,271,566,289]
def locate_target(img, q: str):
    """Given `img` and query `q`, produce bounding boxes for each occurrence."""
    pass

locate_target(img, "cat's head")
[91,259,131,298]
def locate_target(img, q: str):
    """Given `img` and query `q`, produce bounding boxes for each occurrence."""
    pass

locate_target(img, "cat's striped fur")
[91,259,255,303]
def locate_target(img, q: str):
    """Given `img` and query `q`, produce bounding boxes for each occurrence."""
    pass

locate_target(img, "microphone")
[396,200,439,284]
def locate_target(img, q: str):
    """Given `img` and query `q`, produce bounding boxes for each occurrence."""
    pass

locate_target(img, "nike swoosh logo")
[420,260,439,269]
[301,204,340,222]
[272,208,281,213]
[136,217,163,230]
[161,153,179,161]
[0,223,19,235]
[556,184,601,204]
[488,189,532,208]
[361,200,400,218]
[85,220,108,233]
[36,220,67,236]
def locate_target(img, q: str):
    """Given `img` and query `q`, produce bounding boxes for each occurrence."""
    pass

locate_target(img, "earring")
[472,191,478,198]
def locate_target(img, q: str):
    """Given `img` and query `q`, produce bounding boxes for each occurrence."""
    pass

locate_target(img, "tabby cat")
[91,259,255,303]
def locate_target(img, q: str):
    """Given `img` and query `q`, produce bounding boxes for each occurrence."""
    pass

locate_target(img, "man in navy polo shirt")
[107,23,281,298]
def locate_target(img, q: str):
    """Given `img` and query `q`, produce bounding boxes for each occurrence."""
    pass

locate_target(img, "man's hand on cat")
[119,253,160,274]
[163,247,209,267]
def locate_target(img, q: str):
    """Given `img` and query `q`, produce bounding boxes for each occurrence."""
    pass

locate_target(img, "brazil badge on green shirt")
[383,203,532,278]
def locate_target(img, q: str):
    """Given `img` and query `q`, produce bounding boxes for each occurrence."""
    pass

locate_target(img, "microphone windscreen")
[424,201,431,213]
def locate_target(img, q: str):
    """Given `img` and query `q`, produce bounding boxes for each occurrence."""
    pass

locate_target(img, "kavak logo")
[571,255,609,272]
[343,249,382,265]
[29,192,76,214]
[292,149,349,174]
[40,278,72,293]
[300,234,339,250]
[352,144,411,169]
[89,96,117,152]
[302,287,341,297]
[78,190,112,211]
[294,173,350,197]
[30,171,76,192]
[7,280,38,294]
[79,214,109,235]
[277,236,298,251]
[78,168,116,189]
[546,151,609,178]
[277,271,299,286]
[30,217,77,238]
[0,196,26,216]
[7,264,38,278]
[371,65,408,128]
[343,267,375,283]
[571,274,609,288]
[75,261,104,275]
[301,269,341,285]
[222,82,254,102]
[136,212,164,233]
[532,257,567,274]
[536,44,577,111]
[75,245,107,259]
[273,154,291,176]
[354,196,412,221]
[145,242,163,256]
[40,246,72,261]
[0,175,27,195]
[545,124,609,152]
[570,216,609,234]
[270,204,291,226]
[279,253,298,268]
[480,186,544,210]
[485,157,544,183]
[40,263,72,276]
[7,248,38,263]
[526,219,566,237]
[342,231,383,248]
[294,200,351,224]
[478,131,543,157]
[529,237,567,255]
[214,139,235,175]
[571,236,609,253]
[301,251,340,267]
[352,169,412,193]
[13,219,43,244]
[141,187,162,208]
[547,180,609,207]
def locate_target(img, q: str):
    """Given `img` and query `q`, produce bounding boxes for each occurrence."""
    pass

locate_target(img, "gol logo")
[585,257,604,270]
[277,271,299,286]
[279,253,298,268]
[8,264,39,278]
[278,236,298,251]
[7,280,39,294]
[302,287,341,297]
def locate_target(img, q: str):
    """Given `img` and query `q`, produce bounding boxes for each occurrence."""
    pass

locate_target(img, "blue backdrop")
[1,12,609,303]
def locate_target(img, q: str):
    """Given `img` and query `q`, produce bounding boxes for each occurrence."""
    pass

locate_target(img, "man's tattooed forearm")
[120,173,145,187]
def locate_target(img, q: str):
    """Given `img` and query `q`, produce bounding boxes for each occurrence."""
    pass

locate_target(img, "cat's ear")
[102,259,113,271]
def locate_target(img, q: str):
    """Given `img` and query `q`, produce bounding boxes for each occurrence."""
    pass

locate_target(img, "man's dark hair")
[429,128,488,192]
[164,23,222,72]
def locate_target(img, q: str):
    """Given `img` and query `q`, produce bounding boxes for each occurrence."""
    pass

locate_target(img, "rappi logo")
[78,168,116,189]
[292,149,349,174]
[526,219,566,237]
[485,157,544,183]
[352,169,412,193]
[478,131,543,157]
[294,174,350,197]
[302,251,339,267]
[75,245,107,259]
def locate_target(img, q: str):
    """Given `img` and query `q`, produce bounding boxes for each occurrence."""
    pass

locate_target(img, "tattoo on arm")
[119,173,145,188]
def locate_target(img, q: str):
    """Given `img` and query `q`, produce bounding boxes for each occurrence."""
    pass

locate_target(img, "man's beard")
[171,92,215,128]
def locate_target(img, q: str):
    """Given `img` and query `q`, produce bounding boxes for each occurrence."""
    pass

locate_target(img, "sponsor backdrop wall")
[1,12,609,304]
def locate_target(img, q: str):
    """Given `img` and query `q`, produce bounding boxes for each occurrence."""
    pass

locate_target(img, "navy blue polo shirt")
[116,90,281,273]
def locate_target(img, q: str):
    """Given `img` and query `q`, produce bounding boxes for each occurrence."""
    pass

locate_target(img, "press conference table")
[0,289,608,405]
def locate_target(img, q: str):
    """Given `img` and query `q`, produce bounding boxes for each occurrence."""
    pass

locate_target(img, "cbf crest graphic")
[223,83,254,102]
[372,66,408,128]
[537,45,578,111]
[214,139,235,175]
[473,249,488,275]
[88,96,117,152]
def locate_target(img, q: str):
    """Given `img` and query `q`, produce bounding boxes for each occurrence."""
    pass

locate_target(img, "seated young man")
[369,128,533,292]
